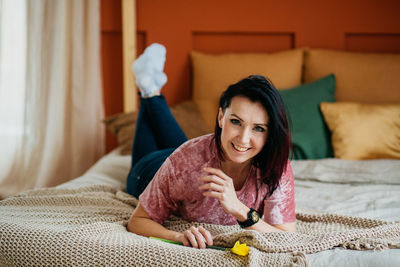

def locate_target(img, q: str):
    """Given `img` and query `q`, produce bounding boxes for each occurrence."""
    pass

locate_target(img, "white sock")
[132,43,167,97]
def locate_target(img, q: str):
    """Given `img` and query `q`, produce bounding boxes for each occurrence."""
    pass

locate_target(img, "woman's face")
[218,96,269,166]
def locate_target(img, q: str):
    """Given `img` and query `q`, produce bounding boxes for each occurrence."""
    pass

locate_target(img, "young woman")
[126,44,296,249]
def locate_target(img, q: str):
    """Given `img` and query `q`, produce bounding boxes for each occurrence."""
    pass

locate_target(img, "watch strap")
[237,208,260,228]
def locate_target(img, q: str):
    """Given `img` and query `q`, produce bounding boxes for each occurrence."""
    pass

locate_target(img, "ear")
[217,107,224,128]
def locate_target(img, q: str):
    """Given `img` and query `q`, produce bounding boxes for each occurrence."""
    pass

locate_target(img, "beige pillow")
[320,102,400,160]
[304,49,400,103]
[191,49,304,127]
[103,101,212,155]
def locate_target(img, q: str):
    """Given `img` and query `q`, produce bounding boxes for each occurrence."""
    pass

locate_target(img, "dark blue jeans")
[126,95,187,198]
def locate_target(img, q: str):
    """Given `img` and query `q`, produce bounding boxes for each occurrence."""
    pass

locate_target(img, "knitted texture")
[1,185,399,266]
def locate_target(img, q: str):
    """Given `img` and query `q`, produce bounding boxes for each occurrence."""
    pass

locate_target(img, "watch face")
[251,210,259,222]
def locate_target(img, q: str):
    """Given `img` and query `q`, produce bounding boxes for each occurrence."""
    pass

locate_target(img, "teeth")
[233,143,249,152]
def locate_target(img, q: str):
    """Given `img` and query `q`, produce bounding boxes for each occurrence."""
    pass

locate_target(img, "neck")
[220,160,252,189]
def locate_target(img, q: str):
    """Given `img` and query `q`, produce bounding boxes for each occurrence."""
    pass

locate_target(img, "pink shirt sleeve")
[262,162,296,225]
[138,157,180,224]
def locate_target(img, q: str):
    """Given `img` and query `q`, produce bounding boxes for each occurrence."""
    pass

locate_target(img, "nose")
[238,127,251,143]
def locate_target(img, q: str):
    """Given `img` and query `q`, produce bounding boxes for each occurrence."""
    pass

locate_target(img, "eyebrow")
[230,114,268,127]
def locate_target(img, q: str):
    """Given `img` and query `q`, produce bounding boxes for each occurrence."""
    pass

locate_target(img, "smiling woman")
[125,44,296,250]
[214,75,292,199]
[217,96,269,167]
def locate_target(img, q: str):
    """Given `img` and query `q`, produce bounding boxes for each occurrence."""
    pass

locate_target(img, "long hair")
[214,75,292,196]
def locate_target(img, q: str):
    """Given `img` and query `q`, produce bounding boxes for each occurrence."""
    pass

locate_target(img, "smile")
[232,143,250,152]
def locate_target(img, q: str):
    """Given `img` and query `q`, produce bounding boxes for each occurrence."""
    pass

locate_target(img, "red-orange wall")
[101,0,400,152]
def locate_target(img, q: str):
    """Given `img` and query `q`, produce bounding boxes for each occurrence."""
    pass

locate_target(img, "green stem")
[149,236,227,251]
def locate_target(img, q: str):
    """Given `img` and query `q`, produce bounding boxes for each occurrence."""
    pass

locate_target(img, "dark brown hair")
[214,75,292,196]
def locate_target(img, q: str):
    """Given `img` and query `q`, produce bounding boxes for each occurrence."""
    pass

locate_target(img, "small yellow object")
[231,241,249,256]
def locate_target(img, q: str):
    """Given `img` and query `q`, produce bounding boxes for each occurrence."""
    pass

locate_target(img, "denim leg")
[126,148,174,198]
[131,100,159,166]
[141,95,188,149]
[127,95,188,197]
[131,95,187,166]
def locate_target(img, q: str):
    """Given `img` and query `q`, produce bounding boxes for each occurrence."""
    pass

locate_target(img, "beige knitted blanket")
[0,185,399,266]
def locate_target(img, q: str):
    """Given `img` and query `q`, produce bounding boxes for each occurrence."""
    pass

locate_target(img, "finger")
[190,226,207,249]
[184,229,198,248]
[198,182,224,192]
[198,174,225,185]
[198,226,213,246]
[202,190,224,200]
[180,233,190,247]
[203,167,230,180]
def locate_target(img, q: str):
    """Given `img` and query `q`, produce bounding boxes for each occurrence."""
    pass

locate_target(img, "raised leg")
[130,95,187,166]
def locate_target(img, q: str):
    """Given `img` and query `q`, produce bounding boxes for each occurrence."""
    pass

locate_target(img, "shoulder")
[178,133,214,150]
[166,134,217,174]
[281,161,294,183]
[256,160,293,183]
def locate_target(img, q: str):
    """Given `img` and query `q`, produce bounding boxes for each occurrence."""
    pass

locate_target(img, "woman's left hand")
[198,167,243,215]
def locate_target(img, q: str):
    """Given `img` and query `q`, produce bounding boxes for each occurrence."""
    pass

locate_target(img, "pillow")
[304,49,400,103]
[279,74,336,160]
[104,110,137,155]
[320,102,400,160]
[103,101,212,155]
[191,49,304,127]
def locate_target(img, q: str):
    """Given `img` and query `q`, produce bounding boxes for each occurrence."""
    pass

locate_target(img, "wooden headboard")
[123,0,400,109]
[106,0,400,151]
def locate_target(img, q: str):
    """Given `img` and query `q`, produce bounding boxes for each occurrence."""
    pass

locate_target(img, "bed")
[1,147,399,266]
[1,2,400,266]
[1,52,400,266]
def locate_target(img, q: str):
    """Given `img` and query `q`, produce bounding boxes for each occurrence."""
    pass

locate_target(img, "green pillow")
[279,74,336,159]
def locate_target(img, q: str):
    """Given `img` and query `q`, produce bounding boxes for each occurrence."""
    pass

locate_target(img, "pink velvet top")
[139,134,296,225]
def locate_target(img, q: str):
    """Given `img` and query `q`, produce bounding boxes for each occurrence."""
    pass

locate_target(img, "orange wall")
[101,0,400,152]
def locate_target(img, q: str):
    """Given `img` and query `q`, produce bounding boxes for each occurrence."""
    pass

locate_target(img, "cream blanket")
[0,185,399,267]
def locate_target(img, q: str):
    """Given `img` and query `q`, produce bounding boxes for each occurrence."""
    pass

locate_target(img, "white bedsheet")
[292,158,400,266]
[58,148,131,190]
[59,150,400,266]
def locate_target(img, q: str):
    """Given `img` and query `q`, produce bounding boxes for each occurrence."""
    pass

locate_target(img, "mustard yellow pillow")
[320,102,400,160]
[304,49,400,104]
[191,49,304,127]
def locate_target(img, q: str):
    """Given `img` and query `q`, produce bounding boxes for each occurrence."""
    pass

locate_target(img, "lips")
[232,143,250,152]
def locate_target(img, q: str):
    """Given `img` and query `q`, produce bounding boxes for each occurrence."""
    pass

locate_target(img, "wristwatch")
[237,208,260,228]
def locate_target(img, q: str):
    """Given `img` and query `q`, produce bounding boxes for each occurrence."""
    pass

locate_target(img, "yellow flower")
[231,241,249,256]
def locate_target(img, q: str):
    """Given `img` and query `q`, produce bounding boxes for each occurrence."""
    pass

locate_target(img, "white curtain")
[0,0,105,199]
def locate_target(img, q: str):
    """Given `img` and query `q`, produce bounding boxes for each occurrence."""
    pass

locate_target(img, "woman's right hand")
[128,203,214,249]
[177,226,213,249]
